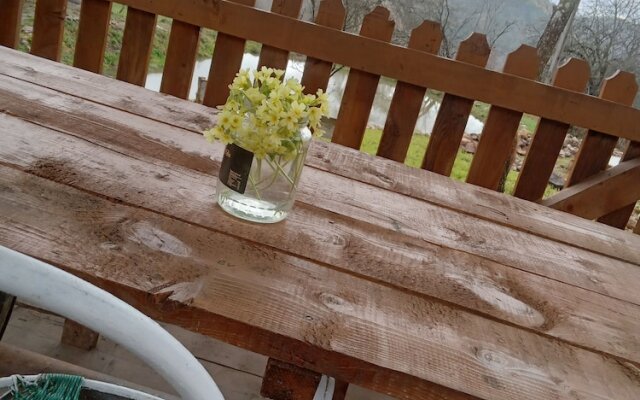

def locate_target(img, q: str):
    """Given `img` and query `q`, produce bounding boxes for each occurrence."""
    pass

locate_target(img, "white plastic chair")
[0,245,224,400]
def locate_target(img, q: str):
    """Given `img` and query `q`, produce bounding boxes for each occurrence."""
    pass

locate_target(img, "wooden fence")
[1,0,639,233]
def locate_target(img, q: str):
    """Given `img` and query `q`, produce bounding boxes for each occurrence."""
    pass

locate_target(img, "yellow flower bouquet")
[204,67,328,223]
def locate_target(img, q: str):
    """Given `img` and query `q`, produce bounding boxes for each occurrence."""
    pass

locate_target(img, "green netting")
[10,374,84,400]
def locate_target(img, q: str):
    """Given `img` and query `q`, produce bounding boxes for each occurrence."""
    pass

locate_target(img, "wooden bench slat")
[299,0,345,95]
[203,0,255,108]
[466,45,540,191]
[116,7,156,86]
[0,0,24,49]
[543,158,640,219]
[160,20,200,99]
[377,21,442,162]
[73,0,112,73]
[596,141,640,228]
[421,33,490,175]
[332,7,394,149]
[257,0,302,71]
[514,58,590,202]
[31,0,67,61]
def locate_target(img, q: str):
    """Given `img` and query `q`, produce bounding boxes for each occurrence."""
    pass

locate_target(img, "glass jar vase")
[216,127,312,223]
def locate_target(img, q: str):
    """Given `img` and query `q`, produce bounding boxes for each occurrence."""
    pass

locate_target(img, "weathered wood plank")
[160,20,200,99]
[95,0,640,142]
[0,0,24,49]
[73,0,112,73]
[31,0,67,61]
[2,106,640,366]
[543,158,640,218]
[514,58,590,202]
[116,7,156,86]
[422,33,491,175]
[466,46,539,190]
[566,72,638,187]
[377,21,441,162]
[61,319,99,350]
[1,48,639,267]
[257,0,302,71]
[203,0,255,107]
[332,7,394,149]
[1,166,639,400]
[299,0,345,95]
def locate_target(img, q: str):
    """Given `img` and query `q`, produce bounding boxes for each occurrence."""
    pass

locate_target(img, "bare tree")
[536,0,581,80]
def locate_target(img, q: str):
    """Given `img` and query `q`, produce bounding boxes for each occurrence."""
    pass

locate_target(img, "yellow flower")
[289,101,306,120]
[308,106,322,127]
[218,111,234,130]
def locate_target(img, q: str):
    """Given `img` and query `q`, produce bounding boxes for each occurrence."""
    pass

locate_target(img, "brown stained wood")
[31,0,67,61]
[0,292,15,339]
[1,168,639,400]
[332,7,394,149]
[257,0,303,71]
[0,0,24,48]
[261,359,321,400]
[0,56,637,265]
[597,141,640,228]
[377,21,442,162]
[61,319,99,350]
[73,0,112,73]
[636,219,640,234]
[82,0,640,142]
[203,0,256,107]
[467,45,540,190]
[422,33,490,175]
[566,71,639,187]
[116,7,156,86]
[300,0,345,95]
[514,58,590,202]
[543,158,640,219]
[160,20,200,99]
[2,104,640,367]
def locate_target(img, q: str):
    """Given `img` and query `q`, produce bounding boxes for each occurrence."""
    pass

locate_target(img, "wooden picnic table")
[1,47,640,400]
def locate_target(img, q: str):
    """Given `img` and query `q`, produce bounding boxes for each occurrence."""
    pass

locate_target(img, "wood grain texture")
[377,21,442,162]
[1,167,639,400]
[332,7,395,149]
[543,158,640,218]
[203,0,255,107]
[31,0,67,61]
[86,0,640,142]
[261,359,321,400]
[596,141,640,228]
[73,0,112,73]
[2,94,640,367]
[0,50,638,268]
[257,0,303,71]
[300,0,345,95]
[467,45,539,190]
[422,33,490,175]
[0,0,24,48]
[514,58,590,202]
[159,20,200,99]
[116,7,156,86]
[61,319,99,350]
[566,72,638,187]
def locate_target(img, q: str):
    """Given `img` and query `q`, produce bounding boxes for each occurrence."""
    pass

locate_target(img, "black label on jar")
[219,143,254,194]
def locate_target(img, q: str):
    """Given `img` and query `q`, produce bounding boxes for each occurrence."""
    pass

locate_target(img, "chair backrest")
[1,0,638,232]
[0,245,225,400]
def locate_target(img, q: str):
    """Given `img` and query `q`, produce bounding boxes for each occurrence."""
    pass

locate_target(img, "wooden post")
[195,77,207,103]
[73,0,112,73]
[0,0,24,49]
[61,319,99,350]
[257,0,303,71]
[261,358,348,400]
[116,7,157,86]
[31,0,68,61]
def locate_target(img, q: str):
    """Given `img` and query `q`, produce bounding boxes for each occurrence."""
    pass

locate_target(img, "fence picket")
[74,0,112,73]
[332,6,395,149]
[421,33,490,175]
[0,0,24,49]
[116,7,156,86]
[377,21,442,162]
[31,0,67,61]
[300,0,345,95]
[160,20,200,99]
[514,58,590,202]
[257,0,302,71]
[466,45,539,191]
